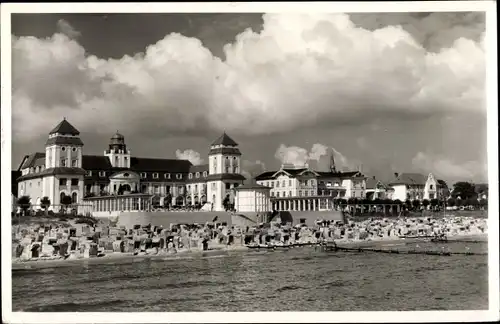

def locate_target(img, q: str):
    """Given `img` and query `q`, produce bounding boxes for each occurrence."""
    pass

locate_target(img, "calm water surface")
[12,242,488,311]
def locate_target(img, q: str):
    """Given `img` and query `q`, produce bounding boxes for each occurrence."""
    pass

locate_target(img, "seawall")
[112,210,344,228]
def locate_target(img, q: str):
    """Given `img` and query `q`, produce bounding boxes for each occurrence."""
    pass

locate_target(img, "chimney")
[394,172,399,178]
[372,176,376,180]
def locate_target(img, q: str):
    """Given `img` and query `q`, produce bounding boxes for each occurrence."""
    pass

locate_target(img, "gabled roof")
[365,177,386,190]
[82,155,113,170]
[255,171,276,181]
[390,173,427,186]
[130,157,192,173]
[316,171,363,178]
[49,119,80,136]
[211,132,238,146]
[189,164,209,173]
[20,152,45,169]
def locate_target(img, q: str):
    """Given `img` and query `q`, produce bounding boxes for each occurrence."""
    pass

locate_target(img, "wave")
[22,299,125,312]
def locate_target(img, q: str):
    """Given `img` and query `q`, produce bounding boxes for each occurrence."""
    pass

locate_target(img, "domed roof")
[111,131,124,140]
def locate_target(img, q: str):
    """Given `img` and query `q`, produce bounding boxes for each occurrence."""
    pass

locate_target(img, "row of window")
[186,184,207,192]
[188,171,208,179]
[60,159,78,167]
[59,178,79,186]
[264,179,317,188]
[30,166,45,173]
[60,146,78,152]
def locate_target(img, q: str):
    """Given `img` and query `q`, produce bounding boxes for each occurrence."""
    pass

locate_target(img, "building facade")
[16,119,246,213]
[255,158,367,211]
[389,172,447,201]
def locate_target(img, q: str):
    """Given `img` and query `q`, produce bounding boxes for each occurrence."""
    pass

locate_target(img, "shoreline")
[12,232,487,270]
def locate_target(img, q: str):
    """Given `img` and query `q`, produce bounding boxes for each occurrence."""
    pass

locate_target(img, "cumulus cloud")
[12,13,485,145]
[56,19,81,39]
[274,143,356,171]
[241,159,266,181]
[175,149,204,165]
[411,152,487,181]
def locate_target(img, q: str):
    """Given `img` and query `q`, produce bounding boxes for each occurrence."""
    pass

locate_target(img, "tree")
[222,194,230,211]
[447,197,456,206]
[17,195,31,216]
[61,195,73,213]
[164,193,173,209]
[404,199,413,211]
[412,199,421,210]
[430,198,439,211]
[40,196,51,216]
[422,199,430,210]
[452,182,477,200]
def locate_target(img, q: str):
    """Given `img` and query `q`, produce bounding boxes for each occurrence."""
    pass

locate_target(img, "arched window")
[195,172,200,178]
[60,192,66,202]
[71,192,78,203]
[189,173,193,179]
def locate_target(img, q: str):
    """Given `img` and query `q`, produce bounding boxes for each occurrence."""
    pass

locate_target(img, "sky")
[10,12,488,185]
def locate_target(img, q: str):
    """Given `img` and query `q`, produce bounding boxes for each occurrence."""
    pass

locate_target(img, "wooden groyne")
[324,245,487,256]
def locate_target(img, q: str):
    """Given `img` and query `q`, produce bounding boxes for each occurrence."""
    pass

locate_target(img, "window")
[310,180,315,186]
[59,178,67,186]
[165,173,171,179]
[305,180,308,186]
[154,185,159,194]
[71,179,79,186]
[72,147,77,152]
[282,180,286,187]
[189,173,193,179]
[213,157,217,173]
[310,190,314,196]
[234,183,239,188]
[276,181,280,188]
[195,185,198,191]
[141,172,147,179]
[72,159,77,167]
[38,181,41,187]
[282,191,285,197]
[289,191,292,197]
[187,185,191,191]
[88,171,92,176]
[304,191,308,197]
[299,191,302,197]
[196,172,200,178]
[124,173,129,177]
[429,193,435,199]
[61,159,67,167]
[153,173,159,179]
[430,184,434,190]
[289,180,292,186]
[203,171,207,177]
[176,174,182,179]
[115,156,118,164]
[271,182,274,188]
[319,181,324,185]
[61,147,66,151]
[226,183,231,190]
[99,171,106,177]
[276,192,280,198]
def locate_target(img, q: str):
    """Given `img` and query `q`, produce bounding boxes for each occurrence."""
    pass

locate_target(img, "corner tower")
[43,118,85,207]
[206,132,246,211]
[104,131,131,168]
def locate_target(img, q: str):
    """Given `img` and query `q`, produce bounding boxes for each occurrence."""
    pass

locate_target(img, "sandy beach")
[12,231,487,270]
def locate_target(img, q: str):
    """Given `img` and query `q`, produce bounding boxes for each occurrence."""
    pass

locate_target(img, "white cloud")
[56,19,81,39]
[241,159,266,181]
[12,13,485,145]
[175,149,204,165]
[411,152,487,181]
[274,143,356,171]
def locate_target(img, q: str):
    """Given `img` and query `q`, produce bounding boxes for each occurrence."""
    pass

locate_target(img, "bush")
[75,218,96,226]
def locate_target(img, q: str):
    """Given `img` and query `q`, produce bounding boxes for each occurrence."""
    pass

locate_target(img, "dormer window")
[153,173,159,179]
[87,171,92,176]
[61,147,66,152]
[72,147,77,152]
[176,174,182,179]
[164,173,171,179]
[99,171,106,177]
[141,173,147,179]
[196,172,200,178]
[61,159,67,167]
[203,171,207,177]
[189,173,193,179]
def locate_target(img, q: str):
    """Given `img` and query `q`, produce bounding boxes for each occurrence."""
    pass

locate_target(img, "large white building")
[254,152,367,211]
[15,119,246,213]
